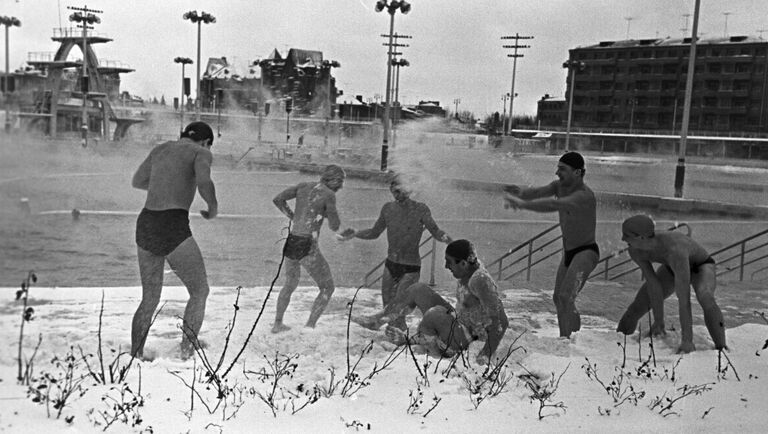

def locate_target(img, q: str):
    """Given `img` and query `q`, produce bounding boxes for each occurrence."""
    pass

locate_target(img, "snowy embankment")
[1,285,767,433]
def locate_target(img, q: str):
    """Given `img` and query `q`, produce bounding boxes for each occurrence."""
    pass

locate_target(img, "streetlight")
[391,57,408,146]
[375,0,411,171]
[322,59,340,147]
[562,59,585,151]
[1,16,20,133]
[675,0,701,198]
[174,57,193,135]
[183,10,216,121]
[68,6,102,147]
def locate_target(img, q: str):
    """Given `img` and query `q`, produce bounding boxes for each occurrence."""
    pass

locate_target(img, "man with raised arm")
[353,239,508,364]
[272,164,353,333]
[131,121,218,359]
[503,151,599,339]
[617,214,727,353]
[339,174,451,332]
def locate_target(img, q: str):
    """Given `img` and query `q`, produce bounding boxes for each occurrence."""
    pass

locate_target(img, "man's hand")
[503,184,522,196]
[676,341,696,354]
[335,228,356,241]
[200,208,217,219]
[649,321,666,337]
[504,193,525,210]
[440,233,453,243]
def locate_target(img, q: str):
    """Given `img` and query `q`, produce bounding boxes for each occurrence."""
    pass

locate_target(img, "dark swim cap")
[181,121,215,146]
[445,239,476,263]
[622,214,655,238]
[559,151,585,170]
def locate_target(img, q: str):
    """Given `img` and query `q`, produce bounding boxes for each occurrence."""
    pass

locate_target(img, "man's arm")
[272,185,298,220]
[322,192,341,232]
[668,256,694,353]
[471,275,508,360]
[505,188,585,214]
[420,205,451,243]
[194,150,218,219]
[131,154,151,190]
[353,207,387,240]
[634,255,666,335]
[505,182,557,201]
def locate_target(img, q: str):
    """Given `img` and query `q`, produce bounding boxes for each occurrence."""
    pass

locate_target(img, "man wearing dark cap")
[339,173,452,332]
[617,214,726,353]
[131,121,218,359]
[272,164,354,332]
[504,151,598,339]
[353,239,508,364]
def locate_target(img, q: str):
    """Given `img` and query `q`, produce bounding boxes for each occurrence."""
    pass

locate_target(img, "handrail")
[486,223,561,281]
[362,235,436,288]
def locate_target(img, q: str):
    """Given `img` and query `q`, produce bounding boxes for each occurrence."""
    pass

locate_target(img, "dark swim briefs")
[664,256,716,275]
[563,243,600,267]
[135,208,192,256]
[384,259,421,281]
[283,233,313,260]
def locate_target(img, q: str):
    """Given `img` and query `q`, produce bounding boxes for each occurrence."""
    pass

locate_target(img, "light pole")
[562,59,585,151]
[675,0,701,198]
[183,10,216,121]
[174,57,192,135]
[391,57,408,147]
[375,0,411,171]
[1,16,21,133]
[322,59,340,147]
[68,6,102,147]
[501,33,533,135]
[501,92,510,133]
[453,98,461,119]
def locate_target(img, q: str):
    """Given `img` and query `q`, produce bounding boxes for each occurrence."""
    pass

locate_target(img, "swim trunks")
[563,243,600,267]
[283,233,313,260]
[384,259,421,281]
[135,208,192,256]
[664,256,716,275]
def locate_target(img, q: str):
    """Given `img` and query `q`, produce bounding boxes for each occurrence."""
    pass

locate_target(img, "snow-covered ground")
[1,284,766,433]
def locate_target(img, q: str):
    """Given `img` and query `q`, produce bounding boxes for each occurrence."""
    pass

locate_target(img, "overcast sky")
[4,0,768,116]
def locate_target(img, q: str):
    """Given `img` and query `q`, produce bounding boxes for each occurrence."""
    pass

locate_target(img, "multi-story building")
[539,35,768,134]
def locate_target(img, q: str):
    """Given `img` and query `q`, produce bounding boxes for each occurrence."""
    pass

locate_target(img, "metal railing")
[711,228,768,281]
[486,223,562,282]
[362,236,438,288]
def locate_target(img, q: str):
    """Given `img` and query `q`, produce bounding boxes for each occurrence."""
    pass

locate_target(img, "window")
[663,64,677,74]
[708,63,722,73]
[705,80,719,91]
[703,97,717,107]
[735,63,750,73]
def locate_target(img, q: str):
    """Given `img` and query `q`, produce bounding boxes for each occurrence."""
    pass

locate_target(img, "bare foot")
[271,323,292,334]
[351,314,385,331]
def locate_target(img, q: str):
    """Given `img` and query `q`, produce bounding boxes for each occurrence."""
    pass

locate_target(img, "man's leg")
[355,283,451,330]
[166,237,210,356]
[132,246,165,358]
[617,265,676,335]
[303,248,335,328]
[273,258,301,332]
[387,271,420,331]
[416,306,471,355]
[692,264,727,350]
[553,250,598,337]
[381,267,396,307]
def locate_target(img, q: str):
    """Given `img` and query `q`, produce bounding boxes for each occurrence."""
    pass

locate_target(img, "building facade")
[540,36,768,134]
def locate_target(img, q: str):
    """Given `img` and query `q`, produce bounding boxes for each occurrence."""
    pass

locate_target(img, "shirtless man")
[340,174,451,331]
[354,239,508,364]
[617,214,727,353]
[504,151,598,338]
[131,121,218,359]
[272,164,353,332]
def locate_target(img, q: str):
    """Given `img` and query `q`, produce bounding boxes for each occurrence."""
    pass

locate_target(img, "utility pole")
[68,5,102,148]
[501,33,532,135]
[380,31,409,156]
[453,98,461,119]
[675,0,701,198]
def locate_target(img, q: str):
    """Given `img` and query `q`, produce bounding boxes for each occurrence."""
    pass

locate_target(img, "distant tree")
[160,95,166,106]
[152,96,159,105]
